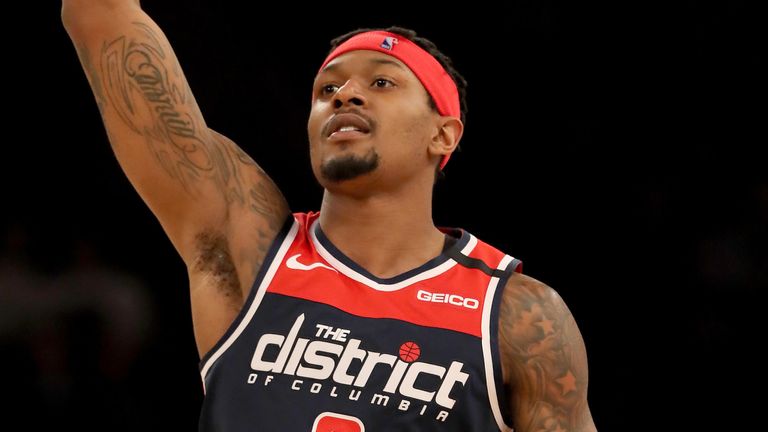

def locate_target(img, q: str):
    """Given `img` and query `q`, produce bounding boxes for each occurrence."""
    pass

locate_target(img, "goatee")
[320,149,380,182]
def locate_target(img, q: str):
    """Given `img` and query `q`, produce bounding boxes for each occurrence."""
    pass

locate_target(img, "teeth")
[338,126,360,132]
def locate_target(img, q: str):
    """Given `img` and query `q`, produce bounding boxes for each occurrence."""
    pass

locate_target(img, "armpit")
[192,231,243,307]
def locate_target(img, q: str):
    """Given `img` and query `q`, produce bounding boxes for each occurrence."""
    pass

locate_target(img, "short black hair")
[328,26,468,126]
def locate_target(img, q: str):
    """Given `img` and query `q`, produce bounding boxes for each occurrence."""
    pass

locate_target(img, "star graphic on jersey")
[535,317,555,335]
[555,370,577,396]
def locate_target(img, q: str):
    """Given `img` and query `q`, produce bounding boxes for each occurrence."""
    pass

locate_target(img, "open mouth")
[325,113,372,141]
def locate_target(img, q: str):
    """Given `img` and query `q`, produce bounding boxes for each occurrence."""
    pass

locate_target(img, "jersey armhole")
[485,255,522,431]
[198,214,298,380]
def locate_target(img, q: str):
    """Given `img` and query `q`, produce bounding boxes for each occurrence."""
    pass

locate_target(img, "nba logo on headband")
[380,36,398,50]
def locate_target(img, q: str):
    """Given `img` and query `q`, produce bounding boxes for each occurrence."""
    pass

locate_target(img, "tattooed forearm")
[97,21,215,195]
[76,42,107,116]
[90,21,288,226]
[499,275,594,431]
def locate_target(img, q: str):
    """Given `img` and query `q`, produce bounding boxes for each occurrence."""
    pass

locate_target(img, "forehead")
[316,50,417,80]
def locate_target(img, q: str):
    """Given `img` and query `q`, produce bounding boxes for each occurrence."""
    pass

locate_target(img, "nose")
[332,80,367,109]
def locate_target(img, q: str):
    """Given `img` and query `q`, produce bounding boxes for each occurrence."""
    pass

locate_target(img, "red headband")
[318,31,460,170]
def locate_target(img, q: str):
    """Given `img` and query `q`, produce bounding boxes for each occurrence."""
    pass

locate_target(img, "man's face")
[307,50,437,191]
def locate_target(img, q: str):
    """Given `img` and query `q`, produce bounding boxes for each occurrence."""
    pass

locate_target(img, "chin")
[318,149,380,184]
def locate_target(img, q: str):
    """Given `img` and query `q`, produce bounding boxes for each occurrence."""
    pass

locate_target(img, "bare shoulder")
[498,272,597,431]
[497,272,576,385]
[501,272,566,319]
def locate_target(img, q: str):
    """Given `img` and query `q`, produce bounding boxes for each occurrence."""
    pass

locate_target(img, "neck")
[318,181,445,279]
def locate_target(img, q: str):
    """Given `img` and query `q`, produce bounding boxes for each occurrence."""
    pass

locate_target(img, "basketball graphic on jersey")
[312,413,364,432]
[399,341,421,362]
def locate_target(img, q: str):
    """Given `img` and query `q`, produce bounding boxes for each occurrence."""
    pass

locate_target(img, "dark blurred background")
[1,0,764,430]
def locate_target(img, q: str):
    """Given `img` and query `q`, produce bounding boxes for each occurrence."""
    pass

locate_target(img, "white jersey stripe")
[482,254,515,432]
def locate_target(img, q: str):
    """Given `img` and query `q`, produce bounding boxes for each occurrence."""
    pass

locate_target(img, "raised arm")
[499,273,597,432]
[61,0,290,354]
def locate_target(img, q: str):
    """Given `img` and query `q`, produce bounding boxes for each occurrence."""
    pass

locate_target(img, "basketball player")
[62,1,596,430]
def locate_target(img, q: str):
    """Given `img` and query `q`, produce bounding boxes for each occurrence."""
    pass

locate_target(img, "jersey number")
[312,412,365,432]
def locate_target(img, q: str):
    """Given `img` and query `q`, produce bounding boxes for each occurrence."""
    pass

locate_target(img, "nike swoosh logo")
[286,254,338,273]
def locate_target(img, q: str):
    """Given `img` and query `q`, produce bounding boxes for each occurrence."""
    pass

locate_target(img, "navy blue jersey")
[199,212,522,431]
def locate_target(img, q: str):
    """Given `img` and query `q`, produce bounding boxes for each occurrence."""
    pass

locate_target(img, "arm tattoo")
[499,277,592,431]
[76,42,107,116]
[74,21,289,300]
[100,21,214,195]
[78,21,286,227]
[191,132,286,301]
[208,130,286,233]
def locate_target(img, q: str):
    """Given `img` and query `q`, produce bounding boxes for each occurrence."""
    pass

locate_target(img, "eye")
[319,84,338,95]
[373,78,395,88]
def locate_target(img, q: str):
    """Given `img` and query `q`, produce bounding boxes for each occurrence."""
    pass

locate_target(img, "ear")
[428,116,464,161]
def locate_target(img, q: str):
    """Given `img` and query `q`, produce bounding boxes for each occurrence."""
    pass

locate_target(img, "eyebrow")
[320,58,406,74]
